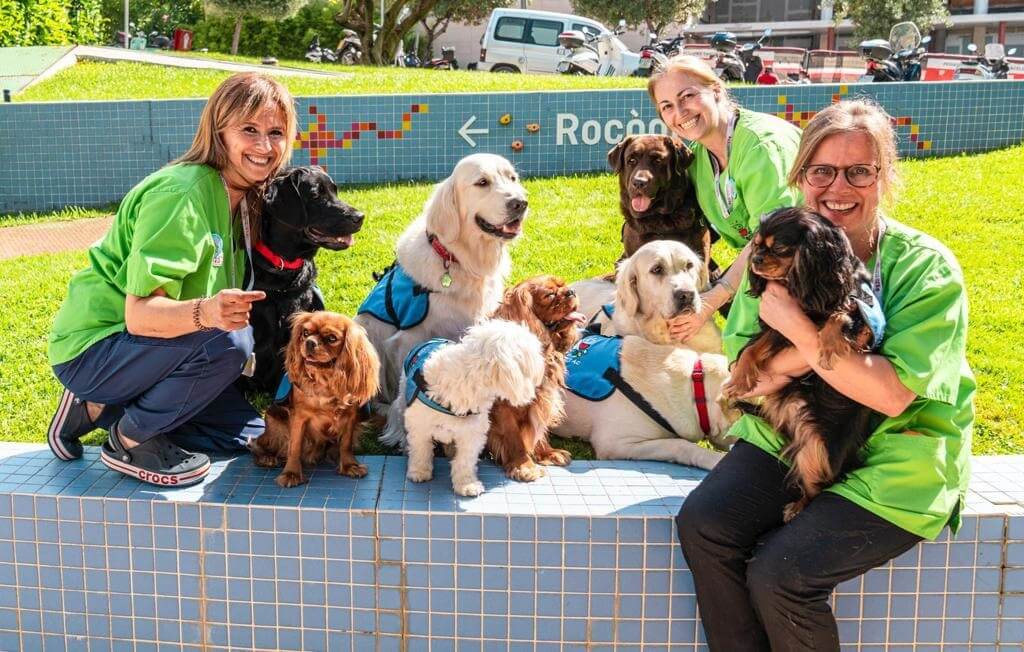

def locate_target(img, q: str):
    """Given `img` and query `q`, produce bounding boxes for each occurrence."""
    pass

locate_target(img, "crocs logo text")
[137,470,178,485]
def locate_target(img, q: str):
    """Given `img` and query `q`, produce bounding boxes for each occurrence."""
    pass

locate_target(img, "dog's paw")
[340,462,368,479]
[276,470,306,488]
[454,481,485,497]
[407,468,433,483]
[783,499,807,523]
[508,461,546,482]
[536,448,572,467]
[253,454,282,468]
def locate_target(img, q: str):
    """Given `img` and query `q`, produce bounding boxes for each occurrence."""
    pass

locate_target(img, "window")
[495,17,527,42]
[528,19,564,47]
[572,23,603,39]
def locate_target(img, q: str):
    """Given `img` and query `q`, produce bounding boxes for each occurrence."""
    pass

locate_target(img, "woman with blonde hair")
[47,72,298,486]
[647,55,802,340]
[677,99,975,651]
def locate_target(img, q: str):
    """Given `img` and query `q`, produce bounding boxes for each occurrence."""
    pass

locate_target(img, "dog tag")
[241,352,257,377]
[440,271,453,288]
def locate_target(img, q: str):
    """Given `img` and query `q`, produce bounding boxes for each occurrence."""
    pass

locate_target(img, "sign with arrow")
[458,115,489,147]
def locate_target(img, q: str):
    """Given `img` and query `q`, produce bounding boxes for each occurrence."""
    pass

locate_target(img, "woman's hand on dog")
[668,302,716,342]
[201,289,266,331]
[758,282,815,344]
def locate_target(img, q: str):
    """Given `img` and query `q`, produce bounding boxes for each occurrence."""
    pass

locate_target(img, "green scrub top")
[688,108,803,249]
[722,217,975,540]
[48,163,245,366]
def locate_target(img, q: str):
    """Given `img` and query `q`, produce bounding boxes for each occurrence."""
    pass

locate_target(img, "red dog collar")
[254,240,304,271]
[427,233,459,266]
[692,359,712,436]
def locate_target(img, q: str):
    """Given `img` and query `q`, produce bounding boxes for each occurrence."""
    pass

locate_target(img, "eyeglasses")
[801,164,881,188]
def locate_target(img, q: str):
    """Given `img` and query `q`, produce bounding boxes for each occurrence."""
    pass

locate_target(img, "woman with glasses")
[676,100,975,651]
[648,55,802,342]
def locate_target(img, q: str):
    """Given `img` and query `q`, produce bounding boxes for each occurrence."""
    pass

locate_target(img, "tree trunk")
[231,15,243,55]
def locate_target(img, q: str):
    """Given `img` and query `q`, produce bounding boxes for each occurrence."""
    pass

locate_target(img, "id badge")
[241,351,257,377]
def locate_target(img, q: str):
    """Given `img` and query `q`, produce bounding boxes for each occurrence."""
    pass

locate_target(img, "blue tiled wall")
[2,81,1023,213]
[0,444,1022,650]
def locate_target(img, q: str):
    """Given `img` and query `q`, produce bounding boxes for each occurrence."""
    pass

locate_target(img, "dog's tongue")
[339,234,354,247]
[631,195,652,213]
[568,311,587,326]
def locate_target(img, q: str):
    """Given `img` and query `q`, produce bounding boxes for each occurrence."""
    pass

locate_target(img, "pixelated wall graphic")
[295,103,429,169]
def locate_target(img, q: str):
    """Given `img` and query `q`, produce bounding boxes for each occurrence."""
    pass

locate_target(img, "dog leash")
[691,360,712,437]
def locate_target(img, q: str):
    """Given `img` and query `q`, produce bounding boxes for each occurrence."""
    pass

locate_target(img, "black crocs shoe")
[47,388,96,461]
[100,425,210,487]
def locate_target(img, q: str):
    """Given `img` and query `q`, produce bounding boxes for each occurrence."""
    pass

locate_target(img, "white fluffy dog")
[572,239,722,353]
[355,154,528,405]
[553,241,738,469]
[380,320,545,497]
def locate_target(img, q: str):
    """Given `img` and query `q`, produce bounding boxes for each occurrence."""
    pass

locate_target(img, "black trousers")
[676,441,923,652]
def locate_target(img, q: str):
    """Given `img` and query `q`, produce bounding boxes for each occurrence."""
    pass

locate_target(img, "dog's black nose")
[304,338,317,354]
[751,254,764,265]
[674,289,695,308]
[349,210,365,227]
[566,289,576,298]
[506,198,528,215]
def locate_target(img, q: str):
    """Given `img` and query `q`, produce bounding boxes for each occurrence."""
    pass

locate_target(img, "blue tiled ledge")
[0,442,1020,651]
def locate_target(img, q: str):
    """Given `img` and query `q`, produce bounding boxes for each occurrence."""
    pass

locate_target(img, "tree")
[417,0,511,59]
[333,0,440,65]
[569,0,707,37]
[825,0,949,41]
[204,0,311,54]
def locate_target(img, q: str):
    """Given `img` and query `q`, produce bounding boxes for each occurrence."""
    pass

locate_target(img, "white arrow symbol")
[458,115,489,147]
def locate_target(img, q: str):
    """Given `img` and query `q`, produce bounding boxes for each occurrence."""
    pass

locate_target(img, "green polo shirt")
[48,163,245,366]
[688,108,803,249]
[722,217,975,540]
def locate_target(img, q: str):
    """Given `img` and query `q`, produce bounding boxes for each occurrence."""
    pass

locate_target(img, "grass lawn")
[14,56,649,103]
[0,203,119,228]
[1,146,1021,457]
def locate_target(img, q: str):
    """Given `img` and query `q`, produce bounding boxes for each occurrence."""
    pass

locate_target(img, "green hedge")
[0,0,107,46]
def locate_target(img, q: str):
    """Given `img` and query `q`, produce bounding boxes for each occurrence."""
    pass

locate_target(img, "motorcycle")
[422,46,459,70]
[955,42,1017,80]
[858,22,931,82]
[556,20,641,77]
[710,27,772,83]
[336,29,363,65]
[305,35,337,64]
[635,32,686,77]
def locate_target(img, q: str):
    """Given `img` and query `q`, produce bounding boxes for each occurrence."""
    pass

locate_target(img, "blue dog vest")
[357,263,431,330]
[403,339,470,416]
[584,303,615,335]
[854,282,886,350]
[566,333,680,436]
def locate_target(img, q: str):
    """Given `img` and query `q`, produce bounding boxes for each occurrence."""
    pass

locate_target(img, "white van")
[477,8,608,74]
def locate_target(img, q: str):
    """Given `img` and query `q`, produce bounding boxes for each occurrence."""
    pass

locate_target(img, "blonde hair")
[175,72,297,179]
[647,54,735,109]
[788,99,900,201]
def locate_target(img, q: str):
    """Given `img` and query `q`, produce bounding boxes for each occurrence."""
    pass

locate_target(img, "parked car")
[477,8,607,74]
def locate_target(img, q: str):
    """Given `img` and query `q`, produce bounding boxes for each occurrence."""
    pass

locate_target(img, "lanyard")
[870,218,887,305]
[221,176,255,291]
[709,112,739,218]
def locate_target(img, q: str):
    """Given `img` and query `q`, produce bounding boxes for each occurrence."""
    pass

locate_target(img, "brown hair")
[788,99,900,201]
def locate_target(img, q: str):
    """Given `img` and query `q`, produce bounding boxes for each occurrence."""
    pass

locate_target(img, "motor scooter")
[422,46,459,70]
[336,29,363,65]
[305,35,337,64]
[710,27,772,82]
[556,20,641,76]
[955,42,1017,80]
[858,22,931,82]
[635,32,685,77]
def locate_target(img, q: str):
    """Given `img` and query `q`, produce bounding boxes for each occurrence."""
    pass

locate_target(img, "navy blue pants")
[52,328,264,453]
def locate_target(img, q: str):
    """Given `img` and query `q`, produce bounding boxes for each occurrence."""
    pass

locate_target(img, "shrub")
[187,0,349,59]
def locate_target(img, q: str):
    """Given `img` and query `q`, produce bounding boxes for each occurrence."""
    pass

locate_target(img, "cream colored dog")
[380,319,545,496]
[554,241,738,469]
[573,240,722,353]
[356,153,528,405]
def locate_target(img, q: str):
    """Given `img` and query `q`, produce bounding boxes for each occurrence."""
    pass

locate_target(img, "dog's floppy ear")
[284,311,313,383]
[607,136,635,173]
[789,219,853,314]
[423,174,461,244]
[493,282,546,337]
[333,320,381,407]
[615,257,644,318]
[669,137,694,178]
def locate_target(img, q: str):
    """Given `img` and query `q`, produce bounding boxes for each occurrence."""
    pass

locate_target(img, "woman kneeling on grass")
[676,100,975,651]
[46,72,297,487]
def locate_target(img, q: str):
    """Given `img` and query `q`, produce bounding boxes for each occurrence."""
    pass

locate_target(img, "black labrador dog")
[240,166,364,395]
